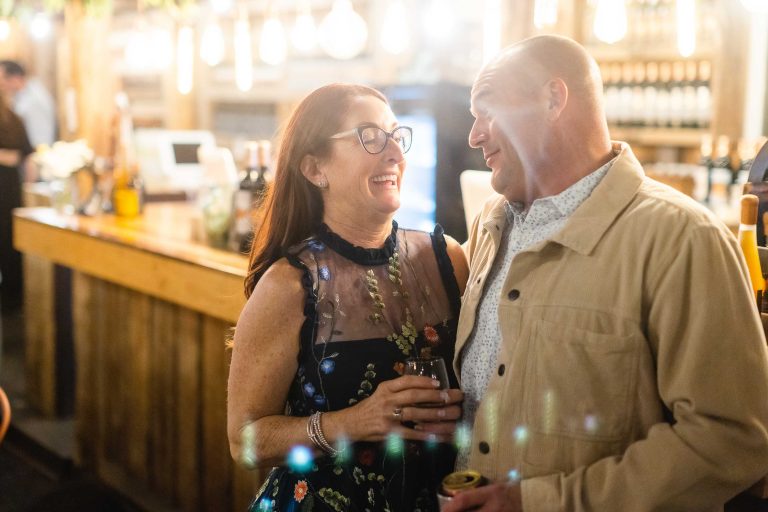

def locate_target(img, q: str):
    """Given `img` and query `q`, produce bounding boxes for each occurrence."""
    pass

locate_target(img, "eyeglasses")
[330,125,412,155]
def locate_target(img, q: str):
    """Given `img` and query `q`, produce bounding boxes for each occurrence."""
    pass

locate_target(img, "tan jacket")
[456,144,768,511]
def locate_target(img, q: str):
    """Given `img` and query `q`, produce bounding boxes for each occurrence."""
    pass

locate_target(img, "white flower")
[34,139,94,181]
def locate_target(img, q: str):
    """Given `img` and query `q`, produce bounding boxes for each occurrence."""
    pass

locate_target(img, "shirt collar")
[502,150,619,225]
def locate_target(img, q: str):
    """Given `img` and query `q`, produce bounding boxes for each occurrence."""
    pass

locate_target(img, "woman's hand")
[327,375,463,444]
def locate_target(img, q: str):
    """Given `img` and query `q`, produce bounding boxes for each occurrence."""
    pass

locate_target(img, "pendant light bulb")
[291,2,317,53]
[210,0,233,15]
[676,0,696,58]
[259,14,287,66]
[200,20,226,66]
[423,0,455,43]
[29,13,51,40]
[380,0,410,55]
[534,0,559,29]
[318,0,368,60]
[741,0,768,13]
[234,11,253,92]
[176,25,194,95]
[593,0,627,44]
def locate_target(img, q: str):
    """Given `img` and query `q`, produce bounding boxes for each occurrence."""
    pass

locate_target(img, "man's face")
[0,70,23,96]
[468,62,547,203]
[0,69,9,95]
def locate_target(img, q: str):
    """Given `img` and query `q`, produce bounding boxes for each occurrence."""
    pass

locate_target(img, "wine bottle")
[229,142,258,252]
[112,93,143,218]
[229,140,270,253]
[739,194,765,308]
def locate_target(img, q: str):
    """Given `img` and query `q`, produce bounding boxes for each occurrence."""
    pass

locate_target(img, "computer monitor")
[134,129,217,196]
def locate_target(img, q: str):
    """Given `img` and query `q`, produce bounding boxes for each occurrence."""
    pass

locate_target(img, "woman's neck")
[322,213,394,249]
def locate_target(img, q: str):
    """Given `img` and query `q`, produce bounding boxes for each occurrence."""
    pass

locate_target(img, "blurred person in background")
[227,83,469,511]
[0,89,33,311]
[0,60,56,150]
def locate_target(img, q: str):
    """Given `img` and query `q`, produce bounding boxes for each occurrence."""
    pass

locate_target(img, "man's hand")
[441,481,523,512]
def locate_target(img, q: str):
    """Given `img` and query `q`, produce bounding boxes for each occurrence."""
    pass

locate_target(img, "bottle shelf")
[608,126,707,148]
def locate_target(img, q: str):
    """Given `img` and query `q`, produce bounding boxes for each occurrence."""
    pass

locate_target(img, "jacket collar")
[548,142,643,255]
[477,142,642,255]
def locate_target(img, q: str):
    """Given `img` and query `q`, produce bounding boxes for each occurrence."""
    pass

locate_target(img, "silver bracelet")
[307,411,339,457]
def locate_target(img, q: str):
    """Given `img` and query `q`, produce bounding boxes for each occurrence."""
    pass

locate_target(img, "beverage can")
[437,470,486,510]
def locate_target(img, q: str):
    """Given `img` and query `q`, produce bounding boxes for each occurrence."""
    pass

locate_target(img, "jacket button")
[476,277,481,284]
[479,441,490,454]
[507,289,520,301]
[498,364,505,376]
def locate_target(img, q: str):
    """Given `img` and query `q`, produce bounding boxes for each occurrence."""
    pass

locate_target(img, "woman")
[227,83,469,512]
[0,91,33,311]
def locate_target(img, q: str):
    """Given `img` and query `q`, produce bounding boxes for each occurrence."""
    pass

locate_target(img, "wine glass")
[404,355,450,407]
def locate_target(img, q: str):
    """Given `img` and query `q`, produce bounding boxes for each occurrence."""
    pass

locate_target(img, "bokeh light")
[240,423,257,467]
[584,414,599,434]
[287,445,314,473]
[514,425,528,444]
[454,422,472,452]
[386,432,404,456]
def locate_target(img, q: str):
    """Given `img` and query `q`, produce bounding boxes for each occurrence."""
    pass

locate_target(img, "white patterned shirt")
[457,156,617,468]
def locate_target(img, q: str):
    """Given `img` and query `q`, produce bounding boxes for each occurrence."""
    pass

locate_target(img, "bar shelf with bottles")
[599,59,712,148]
[580,0,718,156]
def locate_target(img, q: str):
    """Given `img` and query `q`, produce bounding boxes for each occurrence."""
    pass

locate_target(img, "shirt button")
[507,289,520,301]
[479,441,490,454]
[498,364,506,376]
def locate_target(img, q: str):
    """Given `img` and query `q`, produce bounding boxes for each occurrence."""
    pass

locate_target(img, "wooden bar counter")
[13,203,262,512]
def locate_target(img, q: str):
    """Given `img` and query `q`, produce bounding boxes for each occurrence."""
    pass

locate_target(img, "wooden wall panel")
[201,316,233,512]
[233,463,263,512]
[176,307,202,512]
[102,284,126,468]
[125,289,151,479]
[72,270,96,467]
[149,300,179,501]
[23,254,56,416]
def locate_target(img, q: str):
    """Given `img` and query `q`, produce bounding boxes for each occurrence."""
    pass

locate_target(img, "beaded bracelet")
[307,411,339,457]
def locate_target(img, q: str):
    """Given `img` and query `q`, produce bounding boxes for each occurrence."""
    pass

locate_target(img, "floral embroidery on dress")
[424,324,440,346]
[294,480,309,503]
[385,311,417,356]
[320,358,335,374]
[348,363,376,406]
[317,488,350,512]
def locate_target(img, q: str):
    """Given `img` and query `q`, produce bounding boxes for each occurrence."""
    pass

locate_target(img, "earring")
[316,177,328,189]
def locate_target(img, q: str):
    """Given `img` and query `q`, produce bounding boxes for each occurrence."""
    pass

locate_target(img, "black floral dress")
[249,222,461,512]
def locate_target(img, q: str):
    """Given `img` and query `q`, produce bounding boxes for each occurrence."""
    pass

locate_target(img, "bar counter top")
[13,203,248,323]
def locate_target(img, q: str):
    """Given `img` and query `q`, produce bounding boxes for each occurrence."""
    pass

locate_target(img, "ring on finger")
[392,406,403,421]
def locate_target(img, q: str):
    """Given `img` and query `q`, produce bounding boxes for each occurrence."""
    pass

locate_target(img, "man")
[0,60,56,149]
[445,35,768,511]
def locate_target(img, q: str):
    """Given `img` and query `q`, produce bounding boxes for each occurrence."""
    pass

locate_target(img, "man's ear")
[546,78,568,119]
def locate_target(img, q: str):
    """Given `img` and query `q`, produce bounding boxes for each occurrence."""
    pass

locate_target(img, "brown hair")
[244,83,388,297]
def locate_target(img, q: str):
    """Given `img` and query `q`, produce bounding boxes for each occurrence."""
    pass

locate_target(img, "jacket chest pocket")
[523,318,639,442]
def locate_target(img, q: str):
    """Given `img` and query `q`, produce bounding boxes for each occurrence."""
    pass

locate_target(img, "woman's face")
[319,95,406,221]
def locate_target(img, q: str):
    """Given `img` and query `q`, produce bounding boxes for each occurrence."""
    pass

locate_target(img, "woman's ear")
[299,154,328,188]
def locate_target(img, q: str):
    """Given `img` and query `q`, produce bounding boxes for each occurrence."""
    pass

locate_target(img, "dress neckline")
[316,221,398,266]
